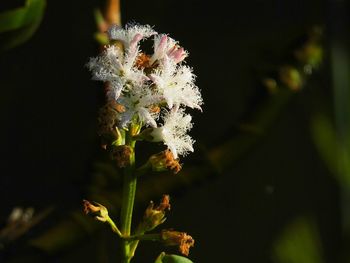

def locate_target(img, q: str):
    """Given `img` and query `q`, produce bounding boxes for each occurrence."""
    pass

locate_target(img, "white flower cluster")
[87,24,203,158]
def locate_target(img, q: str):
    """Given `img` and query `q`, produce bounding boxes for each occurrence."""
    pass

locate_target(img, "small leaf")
[0,0,45,33]
[0,0,46,51]
[155,252,194,263]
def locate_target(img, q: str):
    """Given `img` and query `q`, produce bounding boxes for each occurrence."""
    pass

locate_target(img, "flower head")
[87,23,203,159]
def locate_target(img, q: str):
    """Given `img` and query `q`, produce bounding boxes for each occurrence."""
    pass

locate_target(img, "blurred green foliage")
[312,115,350,188]
[0,0,46,51]
[272,217,324,263]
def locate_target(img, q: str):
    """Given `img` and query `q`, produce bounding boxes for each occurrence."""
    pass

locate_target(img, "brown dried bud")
[161,229,195,256]
[83,200,109,222]
[149,150,182,174]
[139,195,171,232]
[156,195,171,211]
[111,145,133,168]
[98,101,123,148]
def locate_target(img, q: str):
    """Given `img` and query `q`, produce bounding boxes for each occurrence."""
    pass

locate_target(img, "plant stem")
[106,217,122,237]
[120,133,136,263]
[127,233,161,242]
[128,228,143,259]
[128,232,161,258]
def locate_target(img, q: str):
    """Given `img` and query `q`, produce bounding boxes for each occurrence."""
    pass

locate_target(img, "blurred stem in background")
[328,0,350,233]
[309,0,350,262]
[94,0,121,45]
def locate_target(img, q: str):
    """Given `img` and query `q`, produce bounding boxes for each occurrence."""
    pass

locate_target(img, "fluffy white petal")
[151,109,194,158]
[108,24,156,51]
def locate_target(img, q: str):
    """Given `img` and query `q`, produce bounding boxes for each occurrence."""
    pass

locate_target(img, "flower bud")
[138,195,171,232]
[83,200,109,222]
[110,145,133,168]
[149,150,182,174]
[161,229,195,256]
[98,101,123,148]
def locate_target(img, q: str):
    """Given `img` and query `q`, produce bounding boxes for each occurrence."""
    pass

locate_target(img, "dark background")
[0,0,348,262]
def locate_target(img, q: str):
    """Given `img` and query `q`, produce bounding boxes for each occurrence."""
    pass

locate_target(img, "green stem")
[129,240,139,259]
[128,232,161,258]
[128,228,143,259]
[106,217,122,237]
[127,233,161,242]
[120,133,137,263]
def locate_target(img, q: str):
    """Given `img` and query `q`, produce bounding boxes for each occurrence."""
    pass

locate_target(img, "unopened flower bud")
[139,195,171,232]
[110,145,133,168]
[161,229,195,256]
[168,46,187,64]
[83,200,109,222]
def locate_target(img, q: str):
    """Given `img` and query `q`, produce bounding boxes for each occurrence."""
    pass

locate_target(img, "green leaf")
[155,252,194,263]
[0,0,45,33]
[0,0,46,51]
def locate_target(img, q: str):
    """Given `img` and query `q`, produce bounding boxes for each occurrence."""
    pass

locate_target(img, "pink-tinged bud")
[129,33,143,51]
[150,35,169,65]
[156,35,168,54]
[169,47,187,63]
